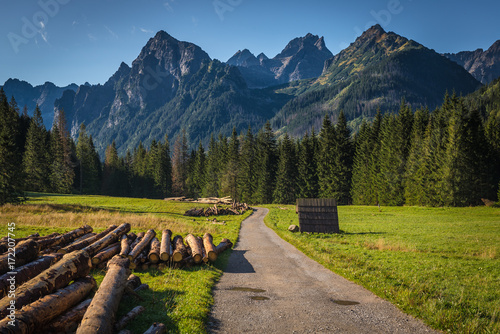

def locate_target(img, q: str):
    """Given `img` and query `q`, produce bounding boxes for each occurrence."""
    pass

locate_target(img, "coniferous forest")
[1,81,499,206]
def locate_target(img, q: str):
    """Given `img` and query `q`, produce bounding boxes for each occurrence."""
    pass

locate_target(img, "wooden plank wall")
[296,198,339,233]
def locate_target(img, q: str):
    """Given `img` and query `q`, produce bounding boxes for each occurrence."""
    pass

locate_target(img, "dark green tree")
[317,114,336,198]
[254,122,277,204]
[221,128,240,200]
[23,105,49,192]
[203,134,221,197]
[239,127,257,203]
[49,110,75,194]
[75,124,101,194]
[332,111,353,204]
[273,133,297,204]
[297,131,319,198]
[171,130,189,196]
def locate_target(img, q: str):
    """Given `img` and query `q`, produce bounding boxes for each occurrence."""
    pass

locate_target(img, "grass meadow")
[263,205,500,333]
[0,193,252,333]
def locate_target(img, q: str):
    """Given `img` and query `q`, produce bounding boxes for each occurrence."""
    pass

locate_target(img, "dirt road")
[208,208,438,334]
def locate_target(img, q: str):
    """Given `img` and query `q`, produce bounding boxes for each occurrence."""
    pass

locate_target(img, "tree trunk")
[202,233,217,262]
[42,298,92,334]
[0,233,59,255]
[127,232,144,254]
[119,233,137,258]
[171,236,188,263]
[0,253,63,299]
[215,238,233,255]
[0,239,39,276]
[77,256,130,334]
[185,234,203,264]
[38,225,93,251]
[0,276,96,334]
[147,238,161,264]
[59,225,117,254]
[69,232,96,244]
[83,223,130,257]
[126,274,141,290]
[143,322,166,334]
[127,230,156,262]
[115,305,145,331]
[91,243,121,266]
[160,230,172,261]
[0,249,91,320]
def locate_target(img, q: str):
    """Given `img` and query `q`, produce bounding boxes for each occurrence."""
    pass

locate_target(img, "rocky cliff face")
[226,33,333,88]
[1,79,77,127]
[444,40,500,84]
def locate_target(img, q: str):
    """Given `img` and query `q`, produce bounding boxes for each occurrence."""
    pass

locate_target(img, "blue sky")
[1,0,499,86]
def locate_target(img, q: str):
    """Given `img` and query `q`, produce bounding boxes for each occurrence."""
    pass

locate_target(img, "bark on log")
[59,225,117,254]
[119,233,136,258]
[91,243,121,266]
[143,322,166,334]
[77,256,130,334]
[147,238,161,264]
[172,236,188,263]
[185,234,203,264]
[0,239,39,276]
[126,274,141,290]
[71,232,96,244]
[160,230,172,261]
[128,232,144,253]
[215,238,233,255]
[203,233,217,262]
[0,249,91,319]
[0,253,63,299]
[38,225,93,251]
[134,284,149,292]
[42,298,92,334]
[0,233,59,254]
[0,276,96,334]
[82,223,130,257]
[115,305,145,331]
[127,229,156,262]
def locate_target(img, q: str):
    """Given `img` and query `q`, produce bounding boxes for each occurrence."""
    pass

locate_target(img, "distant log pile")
[0,224,233,333]
[184,202,251,217]
[165,196,233,204]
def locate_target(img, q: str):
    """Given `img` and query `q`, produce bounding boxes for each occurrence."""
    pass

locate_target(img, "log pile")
[0,223,233,333]
[165,196,233,204]
[184,202,251,217]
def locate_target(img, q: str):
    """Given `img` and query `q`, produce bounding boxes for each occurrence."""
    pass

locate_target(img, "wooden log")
[134,284,149,292]
[0,239,39,276]
[202,233,217,262]
[126,232,144,258]
[0,253,63,299]
[127,229,156,262]
[171,236,188,263]
[59,225,117,254]
[143,322,166,334]
[91,243,121,266]
[147,237,161,264]
[159,229,172,261]
[0,249,91,319]
[215,238,233,255]
[38,225,93,251]
[184,234,203,264]
[77,256,130,334]
[0,233,59,255]
[0,276,96,334]
[115,305,145,331]
[83,223,130,257]
[42,298,92,334]
[119,233,136,258]
[117,330,133,334]
[126,274,141,290]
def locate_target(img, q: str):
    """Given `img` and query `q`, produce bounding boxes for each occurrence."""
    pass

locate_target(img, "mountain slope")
[269,25,481,136]
[227,33,333,88]
[1,79,77,127]
[444,40,500,84]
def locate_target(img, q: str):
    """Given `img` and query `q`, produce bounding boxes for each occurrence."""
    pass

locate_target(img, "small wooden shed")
[296,198,339,233]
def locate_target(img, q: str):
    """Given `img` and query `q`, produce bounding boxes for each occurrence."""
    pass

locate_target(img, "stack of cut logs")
[0,224,233,334]
[184,202,251,217]
[165,196,233,204]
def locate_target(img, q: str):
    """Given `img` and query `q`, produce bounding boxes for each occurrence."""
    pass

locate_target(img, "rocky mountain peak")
[227,49,259,67]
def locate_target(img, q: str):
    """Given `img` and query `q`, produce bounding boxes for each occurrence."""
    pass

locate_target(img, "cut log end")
[160,253,169,261]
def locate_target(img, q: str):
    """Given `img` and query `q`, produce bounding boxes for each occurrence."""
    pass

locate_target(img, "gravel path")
[208,208,438,334]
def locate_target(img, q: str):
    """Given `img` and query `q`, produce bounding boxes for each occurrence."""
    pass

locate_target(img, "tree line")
[0,87,499,206]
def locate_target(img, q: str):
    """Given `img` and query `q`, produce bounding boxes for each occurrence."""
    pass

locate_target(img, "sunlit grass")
[263,205,500,333]
[0,193,251,333]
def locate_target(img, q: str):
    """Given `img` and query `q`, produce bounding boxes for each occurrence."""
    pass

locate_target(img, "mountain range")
[1,25,499,156]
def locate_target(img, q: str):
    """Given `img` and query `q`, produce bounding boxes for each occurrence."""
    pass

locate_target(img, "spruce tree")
[75,124,101,194]
[254,122,277,204]
[193,141,206,198]
[333,111,353,204]
[171,130,189,196]
[273,133,297,204]
[297,131,319,199]
[221,128,240,200]
[101,140,122,196]
[351,121,372,204]
[0,90,23,203]
[239,127,256,203]
[203,134,220,197]
[49,110,75,194]
[23,105,50,192]
[317,115,336,198]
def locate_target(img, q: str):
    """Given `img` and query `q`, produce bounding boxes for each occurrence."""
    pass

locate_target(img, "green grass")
[263,205,500,333]
[0,193,251,334]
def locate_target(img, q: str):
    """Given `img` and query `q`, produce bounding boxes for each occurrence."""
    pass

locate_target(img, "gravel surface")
[208,208,439,334]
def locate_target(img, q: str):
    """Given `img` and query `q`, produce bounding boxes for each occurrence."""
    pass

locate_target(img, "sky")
[1,0,499,87]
